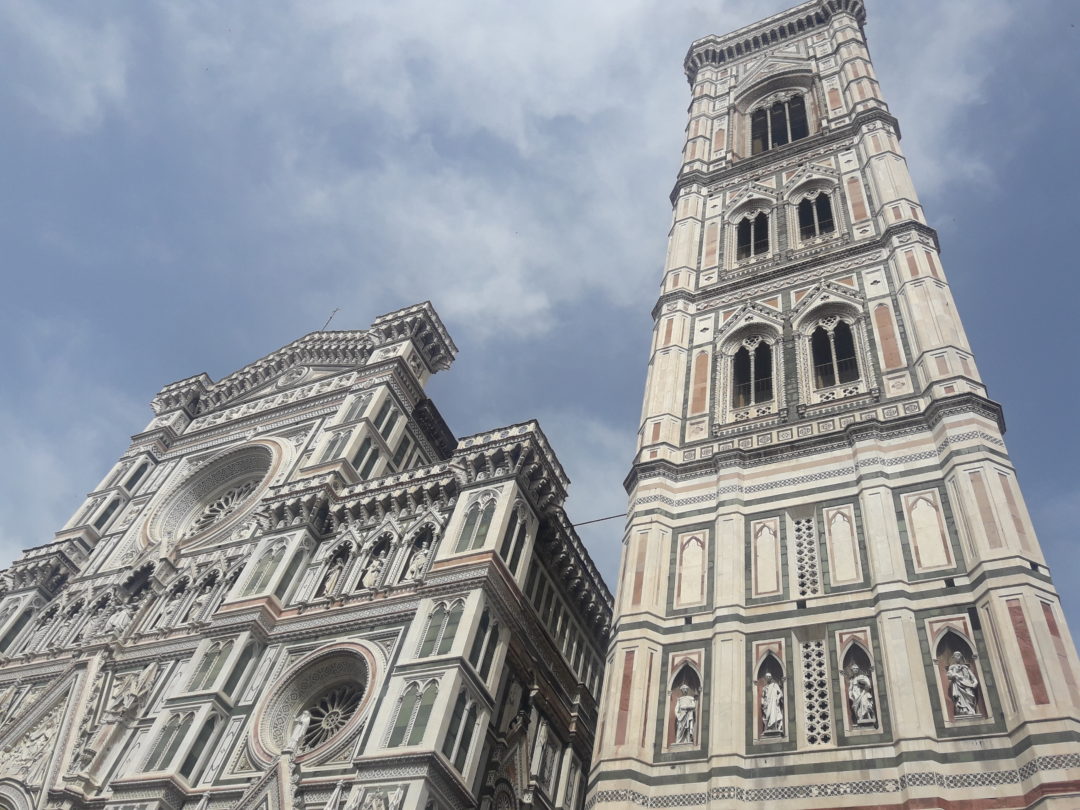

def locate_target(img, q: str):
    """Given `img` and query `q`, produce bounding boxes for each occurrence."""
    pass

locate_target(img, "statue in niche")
[360,551,388,590]
[363,790,388,810]
[674,684,697,744]
[946,651,980,717]
[387,786,404,810]
[155,586,185,629]
[104,601,137,637]
[404,539,432,581]
[286,709,312,752]
[0,679,22,721]
[760,672,784,735]
[319,557,346,597]
[847,664,876,725]
[184,580,214,626]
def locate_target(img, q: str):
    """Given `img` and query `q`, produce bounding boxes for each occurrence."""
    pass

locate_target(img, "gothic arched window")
[442,691,479,772]
[417,600,464,658]
[732,338,773,409]
[498,508,530,574]
[797,194,835,240]
[350,437,380,479]
[751,94,810,155]
[811,319,859,388]
[179,715,218,779]
[736,212,770,260]
[455,499,496,552]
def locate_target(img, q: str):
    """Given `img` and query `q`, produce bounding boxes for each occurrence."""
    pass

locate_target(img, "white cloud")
[0,0,130,134]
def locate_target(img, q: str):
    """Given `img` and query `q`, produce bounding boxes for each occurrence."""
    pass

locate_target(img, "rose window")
[147,445,275,546]
[300,684,364,751]
[183,478,260,538]
[251,644,376,765]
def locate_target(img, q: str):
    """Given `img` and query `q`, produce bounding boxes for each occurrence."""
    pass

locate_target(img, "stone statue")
[155,587,184,629]
[674,684,697,744]
[360,551,387,590]
[342,787,363,810]
[362,791,388,810]
[387,786,404,810]
[184,583,213,626]
[761,672,784,735]
[0,679,22,721]
[104,602,136,637]
[319,557,346,597]
[847,665,876,725]
[286,709,312,752]
[404,540,431,581]
[946,651,980,717]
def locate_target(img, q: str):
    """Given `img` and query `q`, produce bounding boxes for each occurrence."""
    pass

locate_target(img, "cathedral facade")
[0,302,611,810]
[589,1,1080,809]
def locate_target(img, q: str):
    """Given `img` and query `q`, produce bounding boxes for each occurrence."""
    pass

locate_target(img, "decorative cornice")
[683,0,867,84]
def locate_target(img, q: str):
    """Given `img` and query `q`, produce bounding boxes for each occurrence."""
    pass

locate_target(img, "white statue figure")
[342,787,363,810]
[387,786,404,810]
[946,651,980,717]
[319,557,346,597]
[404,540,431,581]
[674,684,697,744]
[155,587,184,629]
[362,791,388,810]
[104,602,136,637]
[184,583,213,626]
[0,679,22,721]
[847,665,876,725]
[286,709,312,752]
[112,662,159,717]
[761,672,784,735]
[361,551,387,590]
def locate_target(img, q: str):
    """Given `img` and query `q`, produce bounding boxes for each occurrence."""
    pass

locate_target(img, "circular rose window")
[147,445,275,546]
[251,643,376,765]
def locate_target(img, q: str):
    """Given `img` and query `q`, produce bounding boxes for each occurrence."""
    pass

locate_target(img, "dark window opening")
[811,321,860,389]
[798,195,836,240]
[732,341,773,409]
[736,212,769,260]
[750,94,810,156]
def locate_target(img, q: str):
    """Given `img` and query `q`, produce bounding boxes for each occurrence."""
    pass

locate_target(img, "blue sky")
[1,0,1078,628]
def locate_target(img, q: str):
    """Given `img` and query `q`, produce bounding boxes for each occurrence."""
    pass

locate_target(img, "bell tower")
[590,2,1080,809]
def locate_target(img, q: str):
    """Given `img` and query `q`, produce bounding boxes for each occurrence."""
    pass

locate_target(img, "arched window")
[388,684,420,747]
[342,396,368,424]
[797,194,835,240]
[322,431,350,462]
[223,642,257,696]
[417,601,464,657]
[479,623,500,679]
[245,545,285,595]
[418,605,447,657]
[810,319,859,388]
[442,692,478,771]
[736,212,769,260]
[145,715,182,771]
[350,437,380,479]
[389,680,440,748]
[731,338,773,409]
[93,499,121,531]
[179,715,218,779]
[455,499,496,552]
[123,461,150,491]
[498,509,530,574]
[468,610,490,667]
[408,682,438,746]
[751,94,809,155]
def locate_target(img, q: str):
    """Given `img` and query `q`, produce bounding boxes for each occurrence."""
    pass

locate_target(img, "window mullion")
[784,100,793,144]
[828,330,839,386]
[748,351,757,405]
